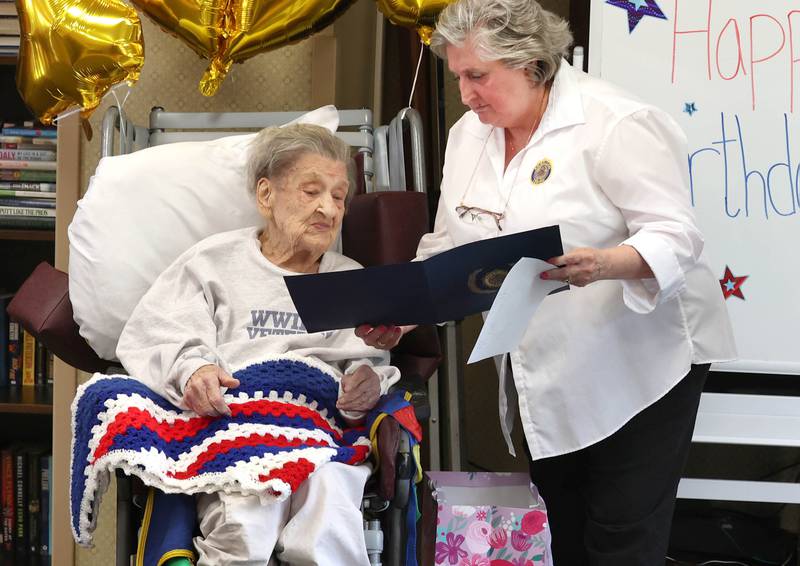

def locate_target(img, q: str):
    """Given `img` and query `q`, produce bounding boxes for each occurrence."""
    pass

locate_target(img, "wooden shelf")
[0,229,55,241]
[0,55,17,67]
[0,386,53,414]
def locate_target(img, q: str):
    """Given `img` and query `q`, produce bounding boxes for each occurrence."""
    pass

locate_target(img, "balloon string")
[110,83,132,149]
[408,39,425,108]
[53,107,82,123]
[53,82,132,127]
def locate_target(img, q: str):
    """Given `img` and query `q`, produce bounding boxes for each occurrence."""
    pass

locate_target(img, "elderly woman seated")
[115,123,399,566]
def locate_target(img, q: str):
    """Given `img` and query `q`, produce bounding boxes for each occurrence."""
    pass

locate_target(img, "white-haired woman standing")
[118,123,398,565]
[357,0,737,563]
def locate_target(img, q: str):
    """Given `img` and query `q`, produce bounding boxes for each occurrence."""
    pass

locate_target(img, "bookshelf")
[1,46,74,565]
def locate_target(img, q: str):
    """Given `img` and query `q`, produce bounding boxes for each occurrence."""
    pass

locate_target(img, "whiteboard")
[588,0,800,375]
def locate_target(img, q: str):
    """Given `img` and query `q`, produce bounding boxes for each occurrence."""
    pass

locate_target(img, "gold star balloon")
[373,0,455,44]
[132,0,355,96]
[15,0,144,124]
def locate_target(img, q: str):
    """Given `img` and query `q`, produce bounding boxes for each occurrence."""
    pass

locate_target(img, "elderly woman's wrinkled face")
[447,41,537,131]
[256,152,349,257]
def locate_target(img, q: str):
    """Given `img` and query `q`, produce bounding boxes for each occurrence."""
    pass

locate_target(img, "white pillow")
[69,106,340,360]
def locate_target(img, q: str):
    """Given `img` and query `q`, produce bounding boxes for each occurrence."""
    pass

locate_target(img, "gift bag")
[419,472,552,566]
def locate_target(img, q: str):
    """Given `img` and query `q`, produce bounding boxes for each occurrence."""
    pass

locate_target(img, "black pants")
[525,364,709,566]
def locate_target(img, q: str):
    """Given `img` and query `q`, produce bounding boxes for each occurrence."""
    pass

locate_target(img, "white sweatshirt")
[117,226,400,418]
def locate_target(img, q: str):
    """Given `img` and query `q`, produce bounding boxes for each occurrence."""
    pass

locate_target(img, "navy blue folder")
[284,224,563,333]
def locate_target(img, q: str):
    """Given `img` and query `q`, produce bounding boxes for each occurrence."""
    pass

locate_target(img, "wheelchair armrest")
[7,262,115,373]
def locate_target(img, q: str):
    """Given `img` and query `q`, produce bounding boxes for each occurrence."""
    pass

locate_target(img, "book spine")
[14,451,27,554]
[21,330,35,386]
[0,19,20,35]
[1,128,57,139]
[0,136,30,144]
[0,197,56,208]
[27,452,39,555]
[34,341,46,387]
[0,170,57,182]
[0,295,8,388]
[46,351,53,385]
[0,216,55,230]
[0,160,57,171]
[0,149,56,161]
[1,449,12,552]
[8,320,20,386]
[0,190,56,199]
[0,206,56,218]
[0,143,51,151]
[39,455,50,555]
[0,182,55,192]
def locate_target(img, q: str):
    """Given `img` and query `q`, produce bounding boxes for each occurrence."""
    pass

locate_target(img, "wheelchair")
[13,105,441,565]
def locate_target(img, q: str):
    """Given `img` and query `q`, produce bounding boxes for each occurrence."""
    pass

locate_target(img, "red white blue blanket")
[70,355,373,546]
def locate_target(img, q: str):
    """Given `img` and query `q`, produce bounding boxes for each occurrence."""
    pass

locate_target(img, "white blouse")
[417,61,737,460]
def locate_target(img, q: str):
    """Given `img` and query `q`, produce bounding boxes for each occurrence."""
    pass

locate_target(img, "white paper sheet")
[468,258,565,364]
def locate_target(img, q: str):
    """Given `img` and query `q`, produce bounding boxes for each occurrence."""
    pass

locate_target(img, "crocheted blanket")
[71,355,373,546]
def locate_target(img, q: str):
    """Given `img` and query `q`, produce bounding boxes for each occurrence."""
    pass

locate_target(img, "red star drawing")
[719,266,748,300]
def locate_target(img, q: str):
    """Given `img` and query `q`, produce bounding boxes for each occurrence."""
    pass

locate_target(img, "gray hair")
[430,0,573,84]
[247,123,353,193]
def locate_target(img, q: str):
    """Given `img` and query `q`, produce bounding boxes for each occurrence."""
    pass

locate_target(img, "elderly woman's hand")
[355,324,417,350]
[337,365,382,413]
[184,364,240,417]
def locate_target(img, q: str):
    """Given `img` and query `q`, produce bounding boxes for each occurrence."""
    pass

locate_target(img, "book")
[0,17,20,35]
[0,294,10,387]
[34,340,46,386]
[0,3,17,15]
[0,448,13,552]
[8,319,20,385]
[0,197,56,208]
[46,351,53,385]
[1,127,56,139]
[39,454,50,555]
[0,136,57,148]
[0,36,19,48]
[21,329,35,386]
[47,350,55,385]
[0,206,56,218]
[0,181,56,192]
[14,449,27,553]
[0,189,56,199]
[0,294,9,388]
[0,159,57,171]
[0,215,55,230]
[0,169,56,182]
[1,143,47,150]
[0,148,57,161]
[27,450,43,554]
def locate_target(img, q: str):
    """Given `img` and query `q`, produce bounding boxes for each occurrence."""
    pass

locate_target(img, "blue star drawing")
[606,0,668,33]
[684,102,697,116]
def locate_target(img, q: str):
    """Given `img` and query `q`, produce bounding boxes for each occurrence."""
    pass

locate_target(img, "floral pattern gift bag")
[419,472,552,566]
